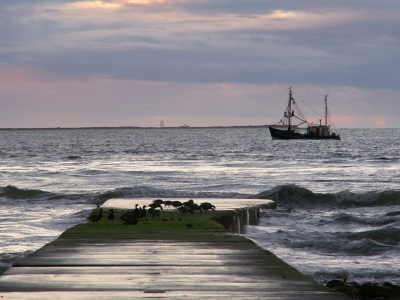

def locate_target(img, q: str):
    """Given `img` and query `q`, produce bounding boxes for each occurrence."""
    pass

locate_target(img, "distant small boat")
[269,87,340,140]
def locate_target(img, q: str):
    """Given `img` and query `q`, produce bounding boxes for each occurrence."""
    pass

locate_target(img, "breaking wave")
[3,184,400,209]
[95,186,247,202]
[287,238,393,255]
[255,185,400,208]
[332,213,397,226]
[0,185,51,199]
[0,185,94,203]
[0,185,247,204]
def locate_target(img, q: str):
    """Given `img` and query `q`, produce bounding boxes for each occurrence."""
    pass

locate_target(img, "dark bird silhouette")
[148,207,155,217]
[148,207,161,218]
[185,224,193,228]
[87,208,103,223]
[141,205,147,219]
[171,201,183,208]
[177,206,193,215]
[162,218,168,221]
[119,208,137,223]
[153,210,161,218]
[119,216,138,225]
[108,209,115,221]
[148,202,163,210]
[200,202,216,211]
[163,200,173,208]
[133,204,140,218]
[190,204,202,213]
[183,199,194,207]
[153,199,164,205]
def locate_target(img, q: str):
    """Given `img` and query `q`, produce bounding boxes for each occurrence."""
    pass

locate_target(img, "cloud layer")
[1,1,399,127]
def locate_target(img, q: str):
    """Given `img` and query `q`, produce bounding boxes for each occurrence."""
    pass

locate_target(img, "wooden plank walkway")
[0,199,349,299]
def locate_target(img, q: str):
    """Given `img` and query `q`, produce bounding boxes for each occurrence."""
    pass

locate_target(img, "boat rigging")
[269,87,341,140]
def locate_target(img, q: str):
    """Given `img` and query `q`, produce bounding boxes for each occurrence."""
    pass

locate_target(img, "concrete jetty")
[0,199,349,299]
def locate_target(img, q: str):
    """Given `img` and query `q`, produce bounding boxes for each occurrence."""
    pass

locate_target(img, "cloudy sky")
[0,0,399,128]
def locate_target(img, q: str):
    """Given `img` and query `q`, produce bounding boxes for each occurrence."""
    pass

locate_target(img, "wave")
[299,227,400,250]
[3,184,400,209]
[255,185,400,208]
[0,185,246,204]
[0,185,51,199]
[351,228,400,245]
[342,239,393,254]
[287,238,392,255]
[0,185,96,204]
[95,186,247,201]
[333,213,397,226]
[386,211,400,217]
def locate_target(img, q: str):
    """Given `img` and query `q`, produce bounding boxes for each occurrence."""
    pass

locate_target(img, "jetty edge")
[0,198,348,299]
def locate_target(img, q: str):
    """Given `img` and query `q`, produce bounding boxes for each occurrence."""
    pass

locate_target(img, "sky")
[0,0,399,128]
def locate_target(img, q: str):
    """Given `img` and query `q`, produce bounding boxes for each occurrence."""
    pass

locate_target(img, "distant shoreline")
[0,125,269,131]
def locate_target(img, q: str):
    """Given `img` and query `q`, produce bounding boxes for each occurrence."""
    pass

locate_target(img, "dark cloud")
[177,0,400,15]
[1,0,399,90]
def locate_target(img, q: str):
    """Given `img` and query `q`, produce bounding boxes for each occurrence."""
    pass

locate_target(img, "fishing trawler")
[269,87,341,140]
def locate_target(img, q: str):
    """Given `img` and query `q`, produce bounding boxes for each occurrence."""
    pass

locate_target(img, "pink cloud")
[0,65,48,88]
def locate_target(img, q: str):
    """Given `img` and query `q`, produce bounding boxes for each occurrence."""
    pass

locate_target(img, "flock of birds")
[86,199,216,226]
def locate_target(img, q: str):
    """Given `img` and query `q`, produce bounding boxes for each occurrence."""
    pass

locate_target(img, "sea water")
[1,128,400,285]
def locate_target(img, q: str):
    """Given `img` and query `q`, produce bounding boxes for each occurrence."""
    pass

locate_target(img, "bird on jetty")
[148,202,163,210]
[119,216,138,225]
[189,203,202,213]
[118,207,138,224]
[180,199,202,213]
[141,205,147,219]
[133,204,140,218]
[87,208,103,223]
[148,207,154,217]
[177,206,193,215]
[107,209,115,221]
[171,201,183,208]
[148,207,161,218]
[183,199,194,207]
[163,200,173,208]
[200,202,216,211]
[118,206,142,225]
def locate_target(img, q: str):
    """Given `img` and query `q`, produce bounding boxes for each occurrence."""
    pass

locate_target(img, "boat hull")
[269,127,341,140]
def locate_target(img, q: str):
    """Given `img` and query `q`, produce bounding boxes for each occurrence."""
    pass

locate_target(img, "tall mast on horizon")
[324,95,328,128]
[287,87,292,130]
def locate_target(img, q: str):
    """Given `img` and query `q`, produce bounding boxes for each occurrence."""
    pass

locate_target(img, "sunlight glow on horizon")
[67,0,182,9]
[0,64,396,128]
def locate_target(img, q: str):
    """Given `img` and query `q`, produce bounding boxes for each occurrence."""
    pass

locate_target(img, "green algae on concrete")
[56,207,258,244]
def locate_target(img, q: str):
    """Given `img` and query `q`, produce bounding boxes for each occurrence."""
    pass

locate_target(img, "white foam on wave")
[343,239,393,254]
[97,186,248,201]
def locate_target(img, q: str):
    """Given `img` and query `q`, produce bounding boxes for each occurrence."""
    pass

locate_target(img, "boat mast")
[287,87,292,130]
[324,95,328,127]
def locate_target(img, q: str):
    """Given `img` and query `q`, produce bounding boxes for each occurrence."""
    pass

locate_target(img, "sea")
[1,127,400,286]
